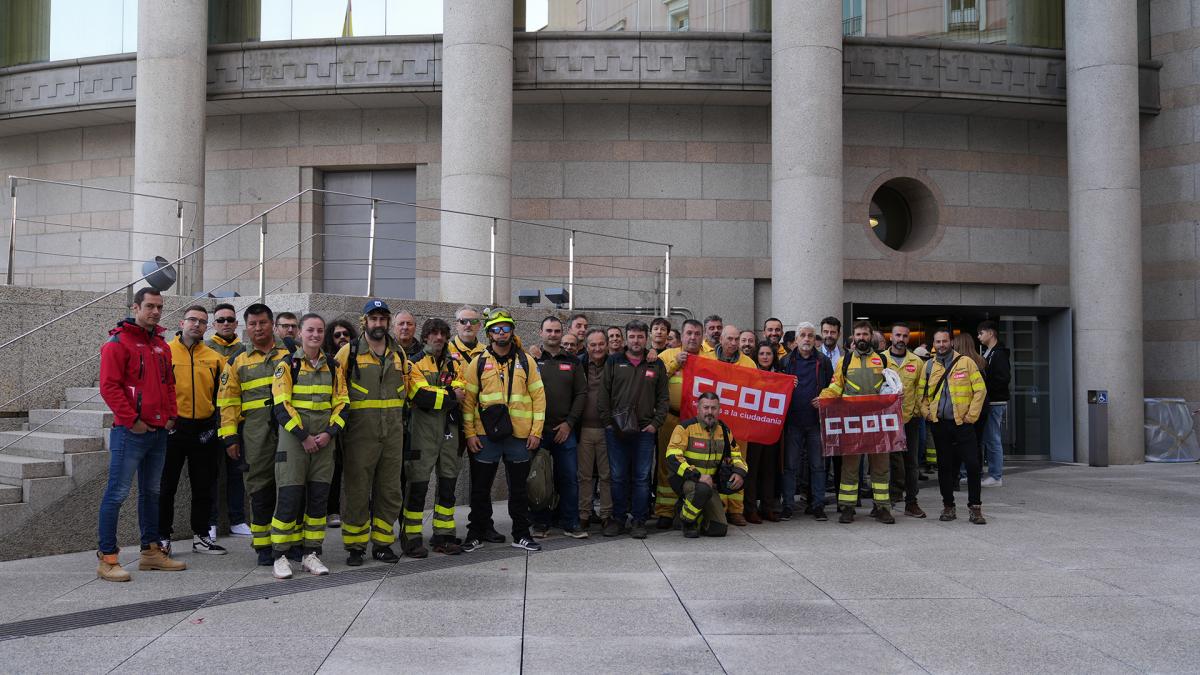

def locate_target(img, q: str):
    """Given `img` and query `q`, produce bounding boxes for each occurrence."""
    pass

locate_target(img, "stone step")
[65,387,103,403]
[0,455,65,485]
[0,484,21,505]
[59,400,111,412]
[0,431,104,456]
[28,409,113,430]
[25,423,106,439]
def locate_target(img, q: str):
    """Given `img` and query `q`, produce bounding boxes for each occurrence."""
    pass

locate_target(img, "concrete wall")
[1140,0,1200,410]
[2,103,1069,336]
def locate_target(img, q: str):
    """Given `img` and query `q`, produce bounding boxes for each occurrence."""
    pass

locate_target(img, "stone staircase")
[0,386,112,536]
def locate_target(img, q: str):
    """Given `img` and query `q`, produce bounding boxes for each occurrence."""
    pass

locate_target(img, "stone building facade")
[0,0,1186,464]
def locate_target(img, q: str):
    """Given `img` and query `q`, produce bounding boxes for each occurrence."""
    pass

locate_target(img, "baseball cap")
[363,299,391,315]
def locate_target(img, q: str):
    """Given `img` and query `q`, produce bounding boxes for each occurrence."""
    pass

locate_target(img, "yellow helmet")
[483,308,515,332]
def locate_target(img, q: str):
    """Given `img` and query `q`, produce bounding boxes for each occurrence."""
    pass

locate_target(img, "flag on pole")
[342,0,354,38]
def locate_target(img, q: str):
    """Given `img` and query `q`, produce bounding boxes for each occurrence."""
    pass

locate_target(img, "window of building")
[666,0,689,31]
[868,177,938,252]
[842,0,864,37]
[321,170,416,298]
[946,0,985,33]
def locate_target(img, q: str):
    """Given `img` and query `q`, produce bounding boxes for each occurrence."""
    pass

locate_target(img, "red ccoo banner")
[818,394,907,457]
[680,357,795,444]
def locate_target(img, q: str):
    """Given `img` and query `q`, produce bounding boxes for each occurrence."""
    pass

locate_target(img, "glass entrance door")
[1001,316,1051,459]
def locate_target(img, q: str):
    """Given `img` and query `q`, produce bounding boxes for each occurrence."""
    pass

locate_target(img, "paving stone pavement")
[2,461,1200,674]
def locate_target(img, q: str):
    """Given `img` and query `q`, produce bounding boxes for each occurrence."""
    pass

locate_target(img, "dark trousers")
[208,451,247,527]
[889,419,921,504]
[467,452,532,540]
[328,437,343,515]
[744,441,779,515]
[159,424,219,539]
[931,419,982,508]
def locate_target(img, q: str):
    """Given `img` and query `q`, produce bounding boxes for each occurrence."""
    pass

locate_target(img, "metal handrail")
[7,176,200,289]
[0,181,677,440]
[0,183,301,352]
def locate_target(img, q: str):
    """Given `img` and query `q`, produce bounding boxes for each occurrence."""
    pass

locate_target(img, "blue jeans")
[98,426,168,554]
[981,404,1006,480]
[605,429,655,524]
[532,434,580,530]
[783,423,825,510]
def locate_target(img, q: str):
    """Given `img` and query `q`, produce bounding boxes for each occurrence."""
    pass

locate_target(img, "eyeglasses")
[213,317,236,324]
[489,325,513,335]
[183,317,208,325]
[458,319,480,326]
[333,331,350,339]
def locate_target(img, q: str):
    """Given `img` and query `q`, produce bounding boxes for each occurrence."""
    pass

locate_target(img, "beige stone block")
[565,104,628,141]
[362,107,428,144]
[643,142,687,162]
[611,141,643,161]
[642,199,685,220]
[628,104,701,141]
[579,199,614,219]
[685,199,716,220]
[612,199,644,219]
[686,142,717,163]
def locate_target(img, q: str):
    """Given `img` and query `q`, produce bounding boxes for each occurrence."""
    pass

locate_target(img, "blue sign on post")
[1097,391,1108,404]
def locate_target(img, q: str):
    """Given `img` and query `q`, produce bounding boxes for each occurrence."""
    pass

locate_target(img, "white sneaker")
[208,525,218,540]
[301,552,330,576]
[273,555,293,579]
[981,477,1003,488]
[229,522,252,537]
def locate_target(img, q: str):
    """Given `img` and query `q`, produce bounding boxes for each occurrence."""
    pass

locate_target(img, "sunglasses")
[458,318,481,326]
[489,325,513,335]
[333,331,350,339]
[213,317,236,324]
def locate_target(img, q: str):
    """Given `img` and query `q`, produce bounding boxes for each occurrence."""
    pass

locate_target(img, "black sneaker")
[482,528,506,543]
[256,548,274,566]
[531,524,550,539]
[192,535,227,555]
[780,508,793,521]
[512,536,542,552]
[630,521,647,539]
[813,507,828,522]
[346,549,364,566]
[602,519,622,537]
[372,545,400,563]
[461,536,484,553]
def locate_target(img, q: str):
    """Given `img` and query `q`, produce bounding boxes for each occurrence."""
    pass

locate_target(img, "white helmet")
[879,368,904,396]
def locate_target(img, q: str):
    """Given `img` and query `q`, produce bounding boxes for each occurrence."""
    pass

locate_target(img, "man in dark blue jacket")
[779,322,833,521]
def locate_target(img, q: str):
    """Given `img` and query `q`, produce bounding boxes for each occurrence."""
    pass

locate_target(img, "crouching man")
[665,392,746,538]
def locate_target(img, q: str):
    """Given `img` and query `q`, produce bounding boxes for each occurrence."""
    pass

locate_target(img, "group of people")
[93,288,1010,582]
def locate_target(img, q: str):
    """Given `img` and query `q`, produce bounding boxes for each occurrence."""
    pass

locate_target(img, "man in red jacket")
[96,287,186,582]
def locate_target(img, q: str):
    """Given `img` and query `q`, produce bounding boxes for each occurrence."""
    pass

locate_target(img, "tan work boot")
[138,542,187,571]
[968,505,987,525]
[97,551,130,582]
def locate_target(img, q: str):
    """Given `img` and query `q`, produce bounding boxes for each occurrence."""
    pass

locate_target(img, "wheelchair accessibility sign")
[1088,390,1108,405]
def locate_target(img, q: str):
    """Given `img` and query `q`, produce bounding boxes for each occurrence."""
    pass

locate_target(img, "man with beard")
[653,320,705,528]
[738,330,757,358]
[918,327,988,524]
[461,309,547,552]
[336,300,407,566]
[665,392,746,538]
[403,318,467,556]
[885,322,926,518]
[700,315,722,354]
[763,317,786,359]
[820,320,895,525]
[818,316,843,367]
